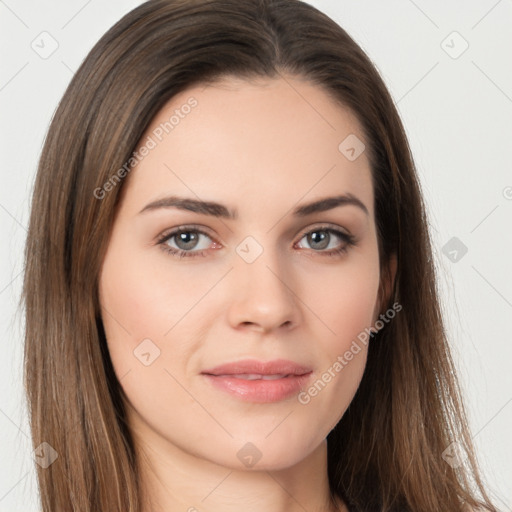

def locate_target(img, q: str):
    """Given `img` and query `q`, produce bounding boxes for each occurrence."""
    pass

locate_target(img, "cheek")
[98,240,227,387]
[98,245,210,437]
[299,251,380,352]
[98,242,175,375]
[290,248,379,421]
[99,241,208,341]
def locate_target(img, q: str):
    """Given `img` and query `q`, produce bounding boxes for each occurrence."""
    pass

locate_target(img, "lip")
[201,359,313,403]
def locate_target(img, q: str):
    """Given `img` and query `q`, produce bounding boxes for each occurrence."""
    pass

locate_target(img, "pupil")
[176,231,198,250]
[309,231,329,250]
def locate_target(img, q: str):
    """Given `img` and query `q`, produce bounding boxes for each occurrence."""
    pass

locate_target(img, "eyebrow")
[138,193,369,219]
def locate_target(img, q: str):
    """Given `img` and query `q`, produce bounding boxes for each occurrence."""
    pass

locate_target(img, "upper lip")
[201,359,312,376]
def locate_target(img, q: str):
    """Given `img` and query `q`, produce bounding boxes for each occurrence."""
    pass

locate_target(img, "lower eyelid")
[157,226,355,255]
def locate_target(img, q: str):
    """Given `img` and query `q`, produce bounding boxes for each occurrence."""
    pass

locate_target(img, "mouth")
[201,359,313,403]
[220,373,293,380]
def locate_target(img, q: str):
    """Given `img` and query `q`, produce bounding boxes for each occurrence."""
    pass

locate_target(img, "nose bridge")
[226,235,299,332]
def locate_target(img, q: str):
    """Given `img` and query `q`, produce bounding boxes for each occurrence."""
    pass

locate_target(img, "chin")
[202,430,324,472]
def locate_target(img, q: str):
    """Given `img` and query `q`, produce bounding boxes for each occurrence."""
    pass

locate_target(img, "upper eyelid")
[157,223,353,247]
[157,224,217,243]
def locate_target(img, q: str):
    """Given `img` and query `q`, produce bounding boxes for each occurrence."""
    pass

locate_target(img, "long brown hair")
[22,0,498,510]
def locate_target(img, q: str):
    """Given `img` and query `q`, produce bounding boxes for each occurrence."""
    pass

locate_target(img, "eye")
[157,226,219,258]
[156,224,356,259]
[295,226,356,256]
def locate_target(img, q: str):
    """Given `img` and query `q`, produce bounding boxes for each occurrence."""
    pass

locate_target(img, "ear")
[374,252,397,322]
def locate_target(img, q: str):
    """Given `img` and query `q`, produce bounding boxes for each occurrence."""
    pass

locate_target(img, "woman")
[22,0,498,511]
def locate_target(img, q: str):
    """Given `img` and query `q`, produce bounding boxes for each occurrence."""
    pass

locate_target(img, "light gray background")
[1,1,511,510]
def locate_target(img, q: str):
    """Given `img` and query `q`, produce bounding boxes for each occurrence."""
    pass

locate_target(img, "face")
[99,75,388,471]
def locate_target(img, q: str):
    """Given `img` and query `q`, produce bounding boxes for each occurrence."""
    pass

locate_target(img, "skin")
[99,74,396,512]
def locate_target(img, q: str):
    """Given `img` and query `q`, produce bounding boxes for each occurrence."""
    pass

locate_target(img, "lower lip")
[202,373,312,403]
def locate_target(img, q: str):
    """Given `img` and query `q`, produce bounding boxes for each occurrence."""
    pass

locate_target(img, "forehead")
[120,74,374,219]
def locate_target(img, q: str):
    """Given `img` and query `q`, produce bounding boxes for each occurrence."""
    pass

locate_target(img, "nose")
[225,247,301,334]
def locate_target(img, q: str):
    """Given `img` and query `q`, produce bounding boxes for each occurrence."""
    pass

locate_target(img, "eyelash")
[156,224,357,259]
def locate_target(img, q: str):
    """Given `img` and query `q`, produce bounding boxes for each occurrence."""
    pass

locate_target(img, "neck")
[133,424,345,512]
